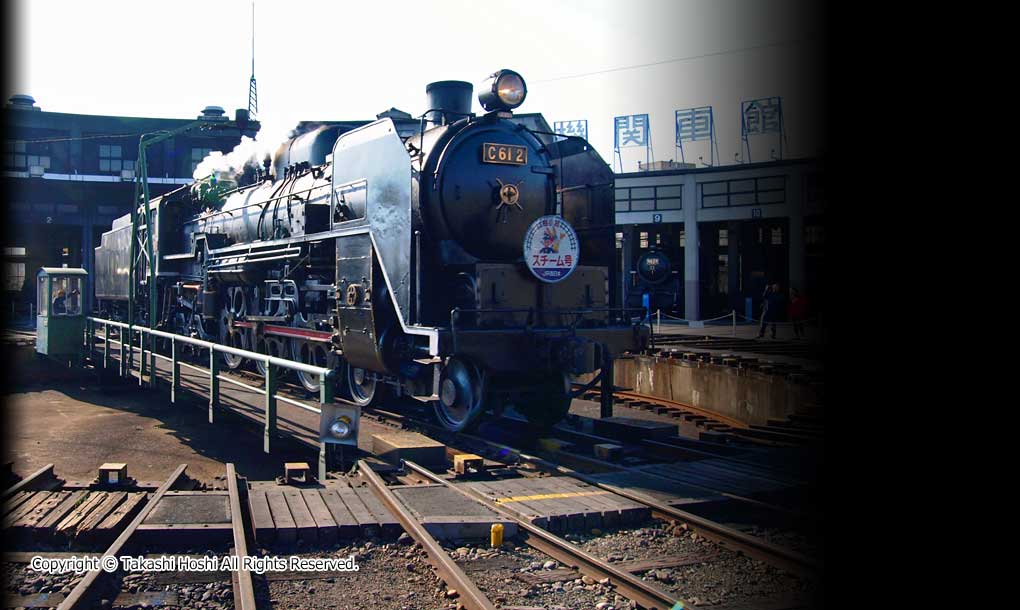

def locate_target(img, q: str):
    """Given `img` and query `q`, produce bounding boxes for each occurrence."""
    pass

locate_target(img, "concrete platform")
[608,353,824,427]
[372,432,446,468]
[142,491,230,524]
[137,490,233,547]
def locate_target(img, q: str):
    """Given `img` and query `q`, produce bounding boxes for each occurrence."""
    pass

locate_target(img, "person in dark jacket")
[52,289,67,315]
[788,288,808,339]
[758,282,784,339]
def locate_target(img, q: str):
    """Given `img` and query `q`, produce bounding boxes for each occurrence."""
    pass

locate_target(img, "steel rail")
[367,410,819,579]
[606,387,750,430]
[638,438,808,486]
[58,464,189,610]
[494,419,815,519]
[545,449,813,521]
[226,464,257,610]
[356,460,497,610]
[402,460,679,610]
[365,408,814,520]
[0,464,56,502]
[561,466,820,578]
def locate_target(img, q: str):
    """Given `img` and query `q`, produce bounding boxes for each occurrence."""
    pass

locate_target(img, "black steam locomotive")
[627,250,680,316]
[94,69,648,431]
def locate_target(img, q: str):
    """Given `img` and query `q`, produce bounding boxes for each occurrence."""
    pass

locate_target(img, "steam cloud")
[191,115,294,182]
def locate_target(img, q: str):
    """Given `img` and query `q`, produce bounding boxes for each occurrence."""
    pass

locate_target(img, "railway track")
[648,333,824,361]
[401,459,683,610]
[5,459,796,610]
[576,385,825,448]
[0,463,255,610]
[84,333,823,570]
[360,405,821,577]
[3,420,820,610]
[6,329,822,608]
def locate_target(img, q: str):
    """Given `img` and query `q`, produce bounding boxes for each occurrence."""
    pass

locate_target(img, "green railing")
[84,316,346,478]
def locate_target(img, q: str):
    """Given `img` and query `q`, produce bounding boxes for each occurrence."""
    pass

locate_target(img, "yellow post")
[490,523,504,548]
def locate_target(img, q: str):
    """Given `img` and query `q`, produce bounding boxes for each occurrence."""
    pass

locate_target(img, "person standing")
[788,288,807,339]
[758,282,783,339]
[52,289,67,315]
[758,283,773,339]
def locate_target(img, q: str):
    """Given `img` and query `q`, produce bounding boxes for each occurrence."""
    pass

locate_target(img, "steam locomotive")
[626,250,681,316]
[94,69,649,431]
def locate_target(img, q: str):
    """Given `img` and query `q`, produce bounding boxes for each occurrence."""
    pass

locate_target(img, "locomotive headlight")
[329,416,353,439]
[479,69,528,112]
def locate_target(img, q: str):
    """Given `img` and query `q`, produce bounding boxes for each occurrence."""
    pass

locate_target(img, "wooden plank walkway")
[0,489,148,546]
[247,478,399,546]
[460,476,650,534]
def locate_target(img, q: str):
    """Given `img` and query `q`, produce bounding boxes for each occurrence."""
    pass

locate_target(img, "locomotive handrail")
[196,181,331,221]
[206,246,302,270]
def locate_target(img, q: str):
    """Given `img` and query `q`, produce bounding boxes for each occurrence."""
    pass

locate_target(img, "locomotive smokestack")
[425,81,473,127]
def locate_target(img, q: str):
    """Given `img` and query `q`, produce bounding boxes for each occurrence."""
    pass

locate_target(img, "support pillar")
[209,349,219,423]
[171,338,180,404]
[81,210,94,315]
[319,443,344,481]
[787,175,803,295]
[600,350,615,419]
[620,225,636,309]
[264,361,277,454]
[728,221,741,311]
[683,181,700,321]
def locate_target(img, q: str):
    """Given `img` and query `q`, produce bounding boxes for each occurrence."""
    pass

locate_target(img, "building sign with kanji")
[741,97,783,135]
[523,216,580,283]
[554,120,588,139]
[614,114,649,148]
[675,106,713,143]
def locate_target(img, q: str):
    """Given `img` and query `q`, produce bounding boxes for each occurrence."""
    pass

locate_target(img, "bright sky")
[9,0,825,171]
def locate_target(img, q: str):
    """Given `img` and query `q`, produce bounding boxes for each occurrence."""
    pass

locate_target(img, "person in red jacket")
[788,288,808,339]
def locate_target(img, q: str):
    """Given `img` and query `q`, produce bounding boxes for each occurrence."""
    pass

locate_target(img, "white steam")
[191,115,294,182]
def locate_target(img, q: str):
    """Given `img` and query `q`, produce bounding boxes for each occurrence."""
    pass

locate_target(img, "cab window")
[38,276,48,315]
[50,276,82,316]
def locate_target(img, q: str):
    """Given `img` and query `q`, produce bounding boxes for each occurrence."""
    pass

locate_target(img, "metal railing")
[84,316,335,457]
[653,309,738,336]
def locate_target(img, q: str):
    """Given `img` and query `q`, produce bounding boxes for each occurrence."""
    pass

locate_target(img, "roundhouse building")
[2,97,560,320]
[2,95,260,317]
[615,158,825,322]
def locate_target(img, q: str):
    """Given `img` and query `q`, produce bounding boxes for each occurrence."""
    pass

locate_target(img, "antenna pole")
[248,1,258,119]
